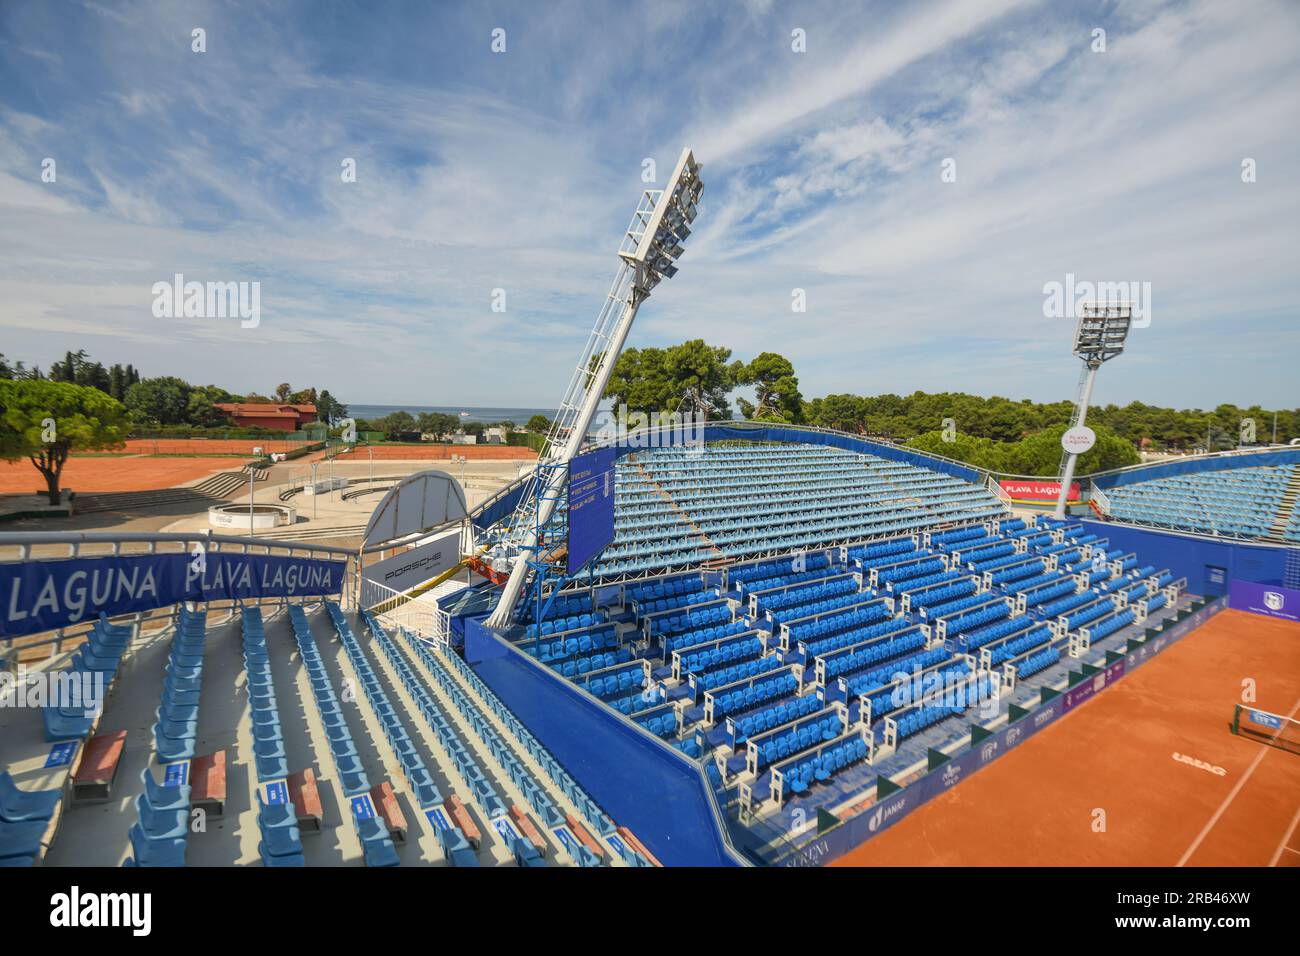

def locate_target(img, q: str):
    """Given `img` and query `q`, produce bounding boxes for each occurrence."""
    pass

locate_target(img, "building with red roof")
[213,402,317,432]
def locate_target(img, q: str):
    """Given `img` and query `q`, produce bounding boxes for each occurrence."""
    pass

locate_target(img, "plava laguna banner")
[1,551,347,638]
[998,479,1081,502]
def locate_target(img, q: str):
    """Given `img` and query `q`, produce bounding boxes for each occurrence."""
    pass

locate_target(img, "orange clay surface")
[120,438,302,455]
[331,444,536,461]
[0,456,238,495]
[833,609,1300,867]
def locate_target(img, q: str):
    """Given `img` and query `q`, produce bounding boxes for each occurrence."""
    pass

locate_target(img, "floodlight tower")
[484,148,704,629]
[1052,302,1132,519]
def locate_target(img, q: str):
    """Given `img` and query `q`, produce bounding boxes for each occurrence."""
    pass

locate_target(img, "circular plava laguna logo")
[1061,425,1097,455]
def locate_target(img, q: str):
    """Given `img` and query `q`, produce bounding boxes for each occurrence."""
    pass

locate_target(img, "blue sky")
[1,0,1297,411]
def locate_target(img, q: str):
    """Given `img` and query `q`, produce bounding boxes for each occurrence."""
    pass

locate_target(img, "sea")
[347,404,552,425]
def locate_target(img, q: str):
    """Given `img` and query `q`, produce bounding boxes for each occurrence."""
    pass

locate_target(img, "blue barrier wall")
[1080,519,1289,594]
[462,617,741,866]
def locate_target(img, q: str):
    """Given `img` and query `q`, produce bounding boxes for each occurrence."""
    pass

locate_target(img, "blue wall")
[463,618,740,866]
[1080,519,1289,594]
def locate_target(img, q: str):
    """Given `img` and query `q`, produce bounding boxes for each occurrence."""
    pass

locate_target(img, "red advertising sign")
[999,479,1081,502]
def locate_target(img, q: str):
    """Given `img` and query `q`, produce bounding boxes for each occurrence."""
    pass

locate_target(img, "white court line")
[1177,694,1300,867]
[1268,802,1300,867]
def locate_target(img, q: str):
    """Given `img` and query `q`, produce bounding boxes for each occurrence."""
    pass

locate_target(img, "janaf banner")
[1,551,347,639]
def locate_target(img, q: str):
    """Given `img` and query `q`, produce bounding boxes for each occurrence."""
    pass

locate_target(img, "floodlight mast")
[1052,303,1132,519]
[484,148,704,629]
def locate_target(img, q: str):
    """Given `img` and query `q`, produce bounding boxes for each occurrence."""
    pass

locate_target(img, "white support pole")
[1054,364,1099,520]
[486,271,646,628]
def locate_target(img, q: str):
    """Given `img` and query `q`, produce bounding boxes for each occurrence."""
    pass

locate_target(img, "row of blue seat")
[581,664,647,702]
[1016,646,1060,678]
[754,715,842,769]
[647,603,730,637]
[552,647,632,679]
[987,626,1053,666]
[330,606,441,816]
[875,556,946,586]
[710,671,799,720]
[525,610,606,638]
[844,646,951,698]
[821,629,926,681]
[731,693,823,743]
[625,574,704,604]
[0,772,62,866]
[801,614,904,660]
[755,577,858,615]
[662,619,752,656]
[693,655,783,692]
[738,566,842,595]
[848,538,917,566]
[528,624,618,663]
[728,552,832,586]
[633,589,717,618]
[779,736,869,797]
[786,601,892,645]
[923,590,990,621]
[42,614,130,741]
[942,601,1010,637]
[153,607,207,764]
[430,632,618,840]
[770,589,875,625]
[679,636,763,676]
[286,605,399,867]
[241,609,289,782]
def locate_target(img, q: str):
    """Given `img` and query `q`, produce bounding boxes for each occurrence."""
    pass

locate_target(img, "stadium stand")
[1102,462,1300,542]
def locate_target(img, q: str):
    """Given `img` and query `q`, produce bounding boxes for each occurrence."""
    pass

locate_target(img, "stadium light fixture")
[484,148,704,629]
[1053,302,1133,519]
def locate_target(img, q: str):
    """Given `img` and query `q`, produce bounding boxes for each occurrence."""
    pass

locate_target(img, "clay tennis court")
[119,437,308,455]
[0,456,237,495]
[332,444,537,461]
[834,608,1300,867]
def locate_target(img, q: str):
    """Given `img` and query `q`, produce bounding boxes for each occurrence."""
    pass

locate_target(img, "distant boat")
[459,411,471,418]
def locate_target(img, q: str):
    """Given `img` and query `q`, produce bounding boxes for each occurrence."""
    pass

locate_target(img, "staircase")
[73,469,258,514]
[1266,465,1300,542]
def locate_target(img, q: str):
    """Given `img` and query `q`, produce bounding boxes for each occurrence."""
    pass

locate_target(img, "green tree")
[906,422,1139,475]
[526,414,552,434]
[736,351,803,423]
[0,380,129,504]
[605,340,736,419]
[124,376,193,425]
[417,411,458,438]
[378,410,416,440]
[317,390,347,425]
[185,385,234,428]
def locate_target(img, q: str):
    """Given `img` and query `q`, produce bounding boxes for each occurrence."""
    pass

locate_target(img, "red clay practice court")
[835,608,1300,867]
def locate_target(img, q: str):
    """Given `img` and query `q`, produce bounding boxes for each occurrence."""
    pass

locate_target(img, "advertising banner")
[567,446,618,574]
[998,479,1081,502]
[1061,660,1126,715]
[1,551,347,639]
[362,529,461,596]
[1228,580,1300,623]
